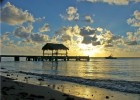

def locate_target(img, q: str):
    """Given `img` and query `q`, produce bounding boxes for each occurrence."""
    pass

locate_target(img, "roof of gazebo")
[42,43,69,50]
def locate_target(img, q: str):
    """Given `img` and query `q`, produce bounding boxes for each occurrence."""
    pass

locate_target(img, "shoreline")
[1,75,87,100]
[1,74,140,100]
[17,70,140,94]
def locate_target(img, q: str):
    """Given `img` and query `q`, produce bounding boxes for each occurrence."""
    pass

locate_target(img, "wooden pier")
[0,55,90,62]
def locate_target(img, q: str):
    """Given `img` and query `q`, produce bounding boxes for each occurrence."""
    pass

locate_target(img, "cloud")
[134,28,140,41]
[126,28,140,44]
[55,25,81,42]
[127,18,140,27]
[95,28,123,47]
[134,10,140,20]
[96,27,104,34]
[1,24,140,56]
[60,6,79,21]
[39,23,50,33]
[126,10,140,46]
[133,0,140,3]
[101,30,113,39]
[55,25,123,47]
[30,33,49,42]
[78,0,129,5]
[35,17,45,22]
[81,34,100,45]
[104,44,114,47]
[78,0,140,5]
[92,41,101,46]
[126,32,135,41]
[125,40,138,45]
[84,15,94,23]
[55,27,72,42]
[0,33,15,52]
[12,23,50,43]
[127,10,140,27]
[80,26,96,36]
[13,24,33,38]
[0,2,34,25]
[82,36,93,44]
[55,25,102,46]
[0,34,10,43]
[61,34,72,42]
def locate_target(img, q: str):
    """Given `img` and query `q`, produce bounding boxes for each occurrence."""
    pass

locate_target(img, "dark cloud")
[13,24,33,39]
[30,34,48,42]
[104,44,114,47]
[61,34,71,42]
[92,41,101,46]
[125,41,138,45]
[80,26,96,36]
[82,36,92,44]
[82,35,98,44]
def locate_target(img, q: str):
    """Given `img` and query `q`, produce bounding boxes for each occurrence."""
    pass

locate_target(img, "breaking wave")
[18,71,140,94]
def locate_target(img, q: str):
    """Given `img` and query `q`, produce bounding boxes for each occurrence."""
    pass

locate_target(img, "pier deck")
[0,55,90,61]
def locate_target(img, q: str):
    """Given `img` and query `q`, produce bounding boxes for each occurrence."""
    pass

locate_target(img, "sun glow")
[78,43,101,56]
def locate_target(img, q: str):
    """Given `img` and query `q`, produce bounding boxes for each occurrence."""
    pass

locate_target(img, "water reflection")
[1,58,140,82]
[42,61,57,75]
[42,61,68,75]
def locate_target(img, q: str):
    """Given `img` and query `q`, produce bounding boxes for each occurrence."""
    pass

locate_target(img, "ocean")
[1,58,140,99]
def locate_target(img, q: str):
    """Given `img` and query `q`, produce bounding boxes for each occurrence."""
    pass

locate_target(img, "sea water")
[1,58,140,82]
[1,58,140,99]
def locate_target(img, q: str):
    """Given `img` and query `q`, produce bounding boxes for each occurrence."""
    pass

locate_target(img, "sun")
[78,43,100,56]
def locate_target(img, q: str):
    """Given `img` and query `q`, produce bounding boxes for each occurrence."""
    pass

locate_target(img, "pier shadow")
[42,61,59,75]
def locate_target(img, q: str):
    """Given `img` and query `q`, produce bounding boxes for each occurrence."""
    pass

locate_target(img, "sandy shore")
[0,75,88,100]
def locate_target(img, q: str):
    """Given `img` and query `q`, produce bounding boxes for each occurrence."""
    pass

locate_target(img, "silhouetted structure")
[0,43,89,61]
[105,54,117,59]
[42,43,69,57]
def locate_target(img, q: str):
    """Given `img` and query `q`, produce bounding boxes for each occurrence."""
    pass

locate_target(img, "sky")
[0,0,140,57]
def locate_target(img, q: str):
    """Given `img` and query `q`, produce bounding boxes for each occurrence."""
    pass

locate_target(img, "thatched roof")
[42,43,69,50]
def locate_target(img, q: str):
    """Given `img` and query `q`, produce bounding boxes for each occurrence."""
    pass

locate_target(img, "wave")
[17,71,140,94]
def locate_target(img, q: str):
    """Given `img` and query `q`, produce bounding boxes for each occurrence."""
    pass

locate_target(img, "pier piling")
[14,57,19,61]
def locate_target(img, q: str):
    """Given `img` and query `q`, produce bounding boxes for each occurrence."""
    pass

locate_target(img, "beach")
[1,74,140,100]
[1,75,87,100]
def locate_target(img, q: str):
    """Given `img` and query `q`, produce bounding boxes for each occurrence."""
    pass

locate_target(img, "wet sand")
[0,75,87,100]
[1,75,140,100]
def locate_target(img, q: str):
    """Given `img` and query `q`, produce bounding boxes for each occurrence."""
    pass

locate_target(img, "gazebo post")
[56,50,58,56]
[52,50,53,56]
[55,50,58,61]
[51,50,53,61]
[43,50,45,56]
[65,50,68,61]
[66,50,68,57]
